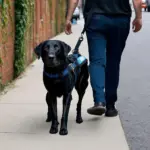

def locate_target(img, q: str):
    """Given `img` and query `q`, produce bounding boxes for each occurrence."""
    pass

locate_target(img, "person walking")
[146,0,150,11]
[65,0,142,117]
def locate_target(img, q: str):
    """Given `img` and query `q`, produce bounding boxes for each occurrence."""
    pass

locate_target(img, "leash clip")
[79,33,84,41]
[72,33,84,54]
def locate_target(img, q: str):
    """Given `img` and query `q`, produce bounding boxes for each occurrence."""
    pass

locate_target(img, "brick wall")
[0,0,67,86]
[0,0,15,85]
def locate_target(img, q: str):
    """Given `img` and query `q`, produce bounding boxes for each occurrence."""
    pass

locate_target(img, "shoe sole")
[105,113,118,117]
[87,107,106,116]
[105,111,118,117]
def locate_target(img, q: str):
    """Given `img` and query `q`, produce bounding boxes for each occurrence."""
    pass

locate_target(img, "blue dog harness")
[44,68,69,78]
[43,54,87,82]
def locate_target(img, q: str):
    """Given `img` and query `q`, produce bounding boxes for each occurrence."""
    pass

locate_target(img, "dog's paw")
[59,128,68,136]
[49,127,58,134]
[46,118,52,122]
[76,117,83,124]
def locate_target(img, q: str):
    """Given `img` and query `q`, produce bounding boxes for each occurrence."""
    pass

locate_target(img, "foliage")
[14,0,34,77]
[0,0,13,87]
[0,0,12,63]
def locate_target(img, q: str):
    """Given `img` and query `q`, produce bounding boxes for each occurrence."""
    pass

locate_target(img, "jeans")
[86,14,130,104]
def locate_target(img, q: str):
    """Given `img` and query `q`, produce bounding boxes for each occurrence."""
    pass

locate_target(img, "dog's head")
[34,40,71,68]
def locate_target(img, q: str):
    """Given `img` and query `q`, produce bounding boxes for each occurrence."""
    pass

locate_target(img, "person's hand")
[65,20,72,35]
[132,17,142,33]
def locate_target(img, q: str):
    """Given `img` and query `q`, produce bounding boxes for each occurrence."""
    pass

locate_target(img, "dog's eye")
[44,47,48,51]
[54,44,58,49]
[56,49,60,54]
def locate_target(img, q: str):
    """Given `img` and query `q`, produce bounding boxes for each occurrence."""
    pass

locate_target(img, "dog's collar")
[43,54,87,79]
[44,68,69,79]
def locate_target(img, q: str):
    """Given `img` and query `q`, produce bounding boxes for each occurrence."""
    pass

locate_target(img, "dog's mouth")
[43,57,61,68]
[46,62,61,68]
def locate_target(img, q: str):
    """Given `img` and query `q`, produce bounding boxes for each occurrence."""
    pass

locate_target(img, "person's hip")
[86,13,130,32]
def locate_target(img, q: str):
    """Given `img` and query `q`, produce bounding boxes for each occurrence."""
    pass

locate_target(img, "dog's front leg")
[49,94,59,134]
[59,93,72,135]
[46,92,52,122]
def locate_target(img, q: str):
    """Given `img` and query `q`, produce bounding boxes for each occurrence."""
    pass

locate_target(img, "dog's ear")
[60,41,71,56]
[34,43,43,59]
[34,41,47,59]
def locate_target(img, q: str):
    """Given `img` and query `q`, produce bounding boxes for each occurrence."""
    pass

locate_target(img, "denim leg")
[86,31,106,103]
[105,17,130,104]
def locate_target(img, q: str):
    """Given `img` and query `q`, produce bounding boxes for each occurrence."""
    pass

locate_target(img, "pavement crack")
[0,132,36,135]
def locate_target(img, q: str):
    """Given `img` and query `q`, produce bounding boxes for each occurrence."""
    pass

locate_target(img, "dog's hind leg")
[59,93,72,135]
[76,75,89,124]
[76,91,85,124]
[46,92,52,122]
[47,93,59,134]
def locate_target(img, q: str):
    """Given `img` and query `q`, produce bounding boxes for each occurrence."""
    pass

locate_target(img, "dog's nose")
[48,54,55,59]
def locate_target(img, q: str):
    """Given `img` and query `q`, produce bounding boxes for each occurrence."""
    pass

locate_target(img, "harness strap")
[44,56,87,81]
[44,68,68,79]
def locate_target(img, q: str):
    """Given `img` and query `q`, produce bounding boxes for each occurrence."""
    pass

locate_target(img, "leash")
[72,5,94,54]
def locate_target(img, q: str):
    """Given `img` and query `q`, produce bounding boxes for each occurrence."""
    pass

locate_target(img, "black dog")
[34,40,89,135]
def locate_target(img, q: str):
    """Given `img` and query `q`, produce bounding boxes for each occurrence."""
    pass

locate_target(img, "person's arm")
[65,0,79,34]
[132,0,142,19]
[132,0,142,32]
[66,0,79,21]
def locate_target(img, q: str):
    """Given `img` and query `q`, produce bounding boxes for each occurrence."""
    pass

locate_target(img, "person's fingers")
[64,28,68,34]
[65,30,69,35]
[69,28,72,34]
[64,24,72,35]
[133,27,137,32]
[132,24,135,30]
[68,24,72,33]
[133,23,142,32]
[133,25,138,32]
[64,26,70,35]
[65,28,72,35]
[132,18,142,33]
[134,26,140,32]
[132,20,135,30]
[132,24,135,31]
[132,22,137,32]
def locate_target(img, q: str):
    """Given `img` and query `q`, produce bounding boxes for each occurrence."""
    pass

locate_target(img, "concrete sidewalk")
[0,24,129,150]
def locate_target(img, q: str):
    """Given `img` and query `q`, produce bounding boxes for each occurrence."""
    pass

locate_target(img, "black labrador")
[34,40,89,135]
